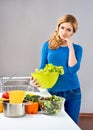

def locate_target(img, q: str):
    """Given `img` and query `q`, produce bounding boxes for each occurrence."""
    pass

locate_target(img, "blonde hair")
[49,14,78,49]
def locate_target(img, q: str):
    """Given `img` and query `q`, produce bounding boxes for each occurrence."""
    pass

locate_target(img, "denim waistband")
[48,88,81,99]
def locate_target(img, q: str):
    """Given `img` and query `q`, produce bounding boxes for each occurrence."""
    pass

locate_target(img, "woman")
[30,14,83,124]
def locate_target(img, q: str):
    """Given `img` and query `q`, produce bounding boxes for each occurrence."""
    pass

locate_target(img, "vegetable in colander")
[31,64,64,89]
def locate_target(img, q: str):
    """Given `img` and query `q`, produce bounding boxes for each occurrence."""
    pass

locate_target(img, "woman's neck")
[60,41,68,47]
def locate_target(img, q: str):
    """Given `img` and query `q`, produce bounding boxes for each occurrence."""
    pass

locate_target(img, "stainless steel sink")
[3,79,29,86]
[1,78,40,92]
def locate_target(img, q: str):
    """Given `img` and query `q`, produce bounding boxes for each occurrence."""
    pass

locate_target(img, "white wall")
[0,0,93,113]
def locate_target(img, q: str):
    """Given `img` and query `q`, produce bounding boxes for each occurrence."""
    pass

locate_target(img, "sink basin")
[1,79,40,92]
[3,79,29,86]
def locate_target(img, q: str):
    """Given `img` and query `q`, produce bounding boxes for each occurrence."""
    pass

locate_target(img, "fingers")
[30,76,40,87]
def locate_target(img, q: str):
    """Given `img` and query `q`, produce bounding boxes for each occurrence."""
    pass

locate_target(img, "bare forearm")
[68,46,77,67]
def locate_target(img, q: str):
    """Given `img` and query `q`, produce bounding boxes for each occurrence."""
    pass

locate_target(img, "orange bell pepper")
[25,102,38,114]
[0,100,3,113]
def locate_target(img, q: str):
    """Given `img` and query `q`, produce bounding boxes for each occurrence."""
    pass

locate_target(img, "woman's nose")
[62,30,67,36]
[62,30,66,34]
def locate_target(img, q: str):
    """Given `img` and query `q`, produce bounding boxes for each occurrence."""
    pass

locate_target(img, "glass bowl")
[39,95,65,115]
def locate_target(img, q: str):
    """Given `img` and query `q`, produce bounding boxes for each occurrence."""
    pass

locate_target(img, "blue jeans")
[48,88,81,124]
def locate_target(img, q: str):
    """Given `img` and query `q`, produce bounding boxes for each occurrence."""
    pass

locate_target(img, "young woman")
[30,14,83,124]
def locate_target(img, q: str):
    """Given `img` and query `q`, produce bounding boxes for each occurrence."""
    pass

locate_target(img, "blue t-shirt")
[39,41,83,92]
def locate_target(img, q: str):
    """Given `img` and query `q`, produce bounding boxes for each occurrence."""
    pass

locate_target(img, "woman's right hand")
[30,76,40,88]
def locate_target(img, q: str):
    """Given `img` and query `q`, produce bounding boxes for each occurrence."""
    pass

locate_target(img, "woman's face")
[58,22,74,40]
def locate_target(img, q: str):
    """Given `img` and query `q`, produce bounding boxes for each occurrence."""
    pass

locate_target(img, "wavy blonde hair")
[48,14,78,49]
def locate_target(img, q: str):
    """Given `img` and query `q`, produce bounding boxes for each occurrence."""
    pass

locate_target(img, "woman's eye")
[61,26,64,29]
[67,28,71,32]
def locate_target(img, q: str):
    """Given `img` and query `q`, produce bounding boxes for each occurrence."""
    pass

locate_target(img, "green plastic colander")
[31,72,59,89]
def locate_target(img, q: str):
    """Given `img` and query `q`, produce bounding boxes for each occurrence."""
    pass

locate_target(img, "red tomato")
[2,91,9,99]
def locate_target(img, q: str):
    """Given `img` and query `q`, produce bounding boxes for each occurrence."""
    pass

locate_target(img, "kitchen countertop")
[0,110,81,130]
[0,89,81,130]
